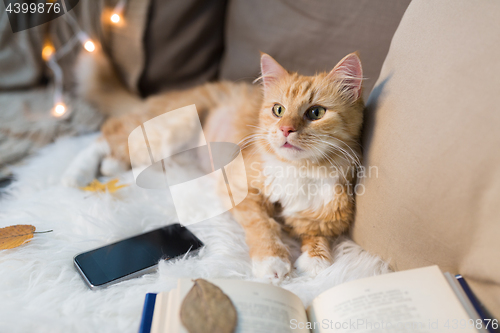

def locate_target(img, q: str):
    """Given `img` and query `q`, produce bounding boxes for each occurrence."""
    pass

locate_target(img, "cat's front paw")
[100,157,127,176]
[61,139,109,187]
[294,252,332,277]
[252,256,291,284]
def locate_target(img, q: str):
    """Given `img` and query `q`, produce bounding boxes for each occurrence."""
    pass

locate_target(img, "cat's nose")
[280,126,296,137]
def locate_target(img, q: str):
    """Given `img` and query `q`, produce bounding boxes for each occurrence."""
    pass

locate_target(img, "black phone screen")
[74,224,203,288]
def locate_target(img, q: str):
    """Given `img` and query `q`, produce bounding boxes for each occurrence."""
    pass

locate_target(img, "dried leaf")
[0,225,36,250]
[180,279,237,333]
[80,178,128,193]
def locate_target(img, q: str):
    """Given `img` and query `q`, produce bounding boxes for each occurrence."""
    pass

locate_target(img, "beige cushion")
[219,0,410,98]
[352,0,500,318]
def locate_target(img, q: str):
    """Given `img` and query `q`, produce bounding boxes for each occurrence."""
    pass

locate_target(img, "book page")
[176,279,310,333]
[307,266,479,333]
[151,291,170,333]
[164,280,183,333]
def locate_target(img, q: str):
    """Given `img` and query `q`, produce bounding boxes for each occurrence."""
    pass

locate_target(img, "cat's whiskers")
[309,138,350,166]
[300,142,322,165]
[238,133,268,150]
[310,145,344,176]
[300,136,356,182]
[239,125,271,150]
[308,145,348,182]
[312,133,362,159]
[307,133,360,167]
[300,137,345,172]
[238,132,274,159]
[327,143,360,167]
[246,140,273,159]
[240,140,265,151]
[246,124,270,132]
[322,144,359,168]
[239,135,265,146]
[329,137,361,165]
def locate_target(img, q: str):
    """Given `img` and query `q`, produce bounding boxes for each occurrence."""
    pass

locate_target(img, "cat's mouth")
[282,141,302,150]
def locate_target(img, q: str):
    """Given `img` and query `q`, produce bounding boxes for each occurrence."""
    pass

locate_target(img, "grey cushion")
[219,0,410,98]
[138,0,227,96]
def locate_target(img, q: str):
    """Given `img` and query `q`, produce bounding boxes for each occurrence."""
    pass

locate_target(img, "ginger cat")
[63,50,364,283]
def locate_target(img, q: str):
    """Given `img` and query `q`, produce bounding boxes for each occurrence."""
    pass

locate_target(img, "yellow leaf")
[0,225,36,250]
[105,179,129,193]
[80,178,128,193]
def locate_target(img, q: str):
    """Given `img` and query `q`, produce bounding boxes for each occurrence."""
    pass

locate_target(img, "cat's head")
[258,53,364,167]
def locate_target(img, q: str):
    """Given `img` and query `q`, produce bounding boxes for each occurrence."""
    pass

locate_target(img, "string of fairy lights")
[42,0,128,118]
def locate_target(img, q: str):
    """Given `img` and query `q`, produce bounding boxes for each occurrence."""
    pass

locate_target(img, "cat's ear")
[260,53,288,89]
[327,52,363,100]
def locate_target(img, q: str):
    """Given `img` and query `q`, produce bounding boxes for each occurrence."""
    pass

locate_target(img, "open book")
[139,266,493,333]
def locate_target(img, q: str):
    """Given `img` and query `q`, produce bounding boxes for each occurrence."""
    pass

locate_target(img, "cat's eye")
[306,106,326,120]
[272,104,285,118]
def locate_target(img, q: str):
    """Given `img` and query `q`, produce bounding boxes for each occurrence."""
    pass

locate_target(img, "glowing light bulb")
[111,13,121,23]
[42,44,55,61]
[52,103,67,117]
[84,40,95,52]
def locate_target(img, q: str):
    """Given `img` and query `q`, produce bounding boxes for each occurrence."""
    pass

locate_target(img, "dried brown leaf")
[180,279,237,333]
[0,224,36,250]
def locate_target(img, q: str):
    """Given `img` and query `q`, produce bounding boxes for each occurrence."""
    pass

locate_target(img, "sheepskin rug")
[0,133,390,333]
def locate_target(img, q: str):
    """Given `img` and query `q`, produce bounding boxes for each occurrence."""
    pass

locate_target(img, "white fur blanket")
[0,134,389,333]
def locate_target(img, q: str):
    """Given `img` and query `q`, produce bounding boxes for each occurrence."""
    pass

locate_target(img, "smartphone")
[74,224,204,290]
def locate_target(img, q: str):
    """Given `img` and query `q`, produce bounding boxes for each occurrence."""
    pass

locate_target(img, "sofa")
[1,0,498,321]
[353,0,500,319]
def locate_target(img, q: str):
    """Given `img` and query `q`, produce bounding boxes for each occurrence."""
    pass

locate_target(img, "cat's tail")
[74,48,143,117]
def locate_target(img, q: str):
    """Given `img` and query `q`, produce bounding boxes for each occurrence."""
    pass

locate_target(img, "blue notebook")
[455,275,497,333]
[138,293,157,333]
